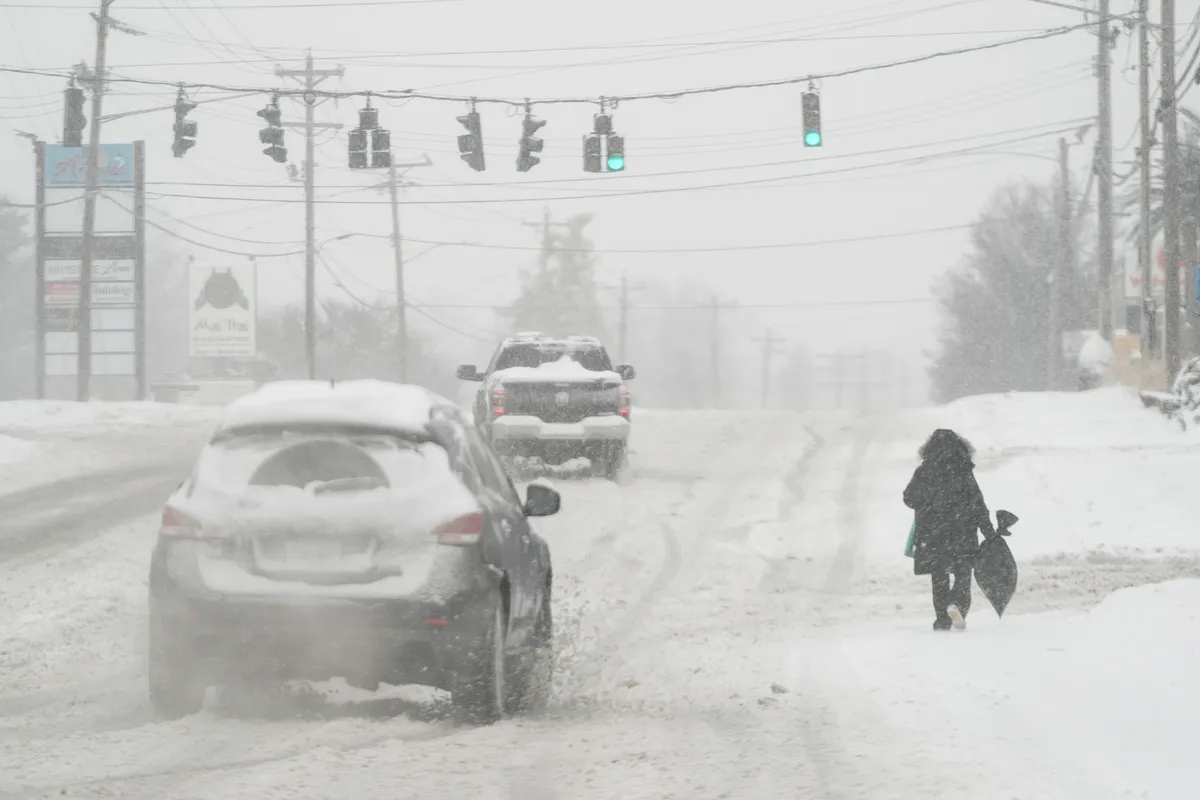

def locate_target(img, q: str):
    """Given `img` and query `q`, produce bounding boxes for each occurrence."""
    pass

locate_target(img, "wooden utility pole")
[613,272,646,364]
[752,328,786,409]
[277,52,343,379]
[1096,0,1116,341]
[1163,0,1182,381]
[381,155,431,382]
[76,0,115,401]
[1050,137,1071,389]
[1138,0,1155,358]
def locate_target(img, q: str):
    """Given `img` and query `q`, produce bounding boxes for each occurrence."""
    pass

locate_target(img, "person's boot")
[933,617,952,631]
[947,605,966,631]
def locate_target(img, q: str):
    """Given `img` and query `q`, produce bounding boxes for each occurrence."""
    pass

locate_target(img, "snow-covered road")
[2,394,1198,798]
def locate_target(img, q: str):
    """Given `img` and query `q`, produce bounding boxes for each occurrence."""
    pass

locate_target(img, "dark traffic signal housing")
[63,84,86,147]
[348,102,391,169]
[457,109,485,171]
[258,98,287,163]
[517,113,545,172]
[583,112,625,173]
[802,91,822,147]
[172,89,197,158]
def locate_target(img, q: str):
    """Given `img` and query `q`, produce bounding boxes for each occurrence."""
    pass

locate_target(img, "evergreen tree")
[506,213,607,339]
[930,180,1094,402]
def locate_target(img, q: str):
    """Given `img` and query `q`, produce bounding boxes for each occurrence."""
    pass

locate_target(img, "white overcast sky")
[0,0,1196,375]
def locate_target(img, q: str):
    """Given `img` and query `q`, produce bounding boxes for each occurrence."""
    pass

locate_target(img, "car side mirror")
[616,363,636,380]
[523,479,561,517]
[996,509,1018,533]
[456,364,482,381]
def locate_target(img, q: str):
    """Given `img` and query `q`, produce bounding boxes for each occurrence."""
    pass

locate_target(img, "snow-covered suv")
[457,333,635,478]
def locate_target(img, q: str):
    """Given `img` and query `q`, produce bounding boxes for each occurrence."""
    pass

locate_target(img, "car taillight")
[619,386,631,417]
[491,387,505,416]
[434,511,484,546]
[160,505,203,537]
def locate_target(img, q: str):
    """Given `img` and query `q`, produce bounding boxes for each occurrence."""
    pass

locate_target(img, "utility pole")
[76,0,115,401]
[1138,0,1155,359]
[1163,0,1182,382]
[277,51,343,379]
[522,207,564,274]
[614,273,647,364]
[752,328,786,409]
[1096,0,1116,342]
[379,154,431,382]
[710,297,721,408]
[1051,137,1071,389]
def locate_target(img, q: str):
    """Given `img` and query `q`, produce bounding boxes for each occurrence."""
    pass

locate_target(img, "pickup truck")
[457,333,635,478]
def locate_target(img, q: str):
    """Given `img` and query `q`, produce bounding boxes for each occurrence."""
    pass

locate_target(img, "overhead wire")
[0,22,1099,109]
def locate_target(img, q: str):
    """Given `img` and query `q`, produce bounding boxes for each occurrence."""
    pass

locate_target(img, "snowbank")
[826,579,1200,798]
[753,387,1200,575]
[0,400,224,435]
[0,401,222,496]
[866,387,1200,561]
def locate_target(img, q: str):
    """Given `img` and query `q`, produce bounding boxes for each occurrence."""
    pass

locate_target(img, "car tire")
[148,612,207,720]
[512,591,553,714]
[451,600,508,725]
[591,443,626,480]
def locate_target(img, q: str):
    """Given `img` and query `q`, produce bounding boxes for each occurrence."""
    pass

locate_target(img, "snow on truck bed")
[490,356,623,384]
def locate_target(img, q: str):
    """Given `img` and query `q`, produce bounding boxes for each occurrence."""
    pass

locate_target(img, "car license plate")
[285,539,342,563]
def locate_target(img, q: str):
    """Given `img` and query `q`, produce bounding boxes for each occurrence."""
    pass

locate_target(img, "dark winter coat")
[903,429,994,576]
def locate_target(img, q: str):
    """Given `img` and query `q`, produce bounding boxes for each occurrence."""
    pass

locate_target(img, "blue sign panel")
[43,143,135,187]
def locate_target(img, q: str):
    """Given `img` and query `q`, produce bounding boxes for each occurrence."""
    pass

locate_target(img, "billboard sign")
[189,264,257,357]
[91,281,135,305]
[43,234,136,260]
[44,282,79,306]
[44,259,134,282]
[44,307,82,333]
[43,143,135,187]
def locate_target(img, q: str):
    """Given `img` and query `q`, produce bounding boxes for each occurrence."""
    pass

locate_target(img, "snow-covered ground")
[1,390,1197,798]
[0,401,221,496]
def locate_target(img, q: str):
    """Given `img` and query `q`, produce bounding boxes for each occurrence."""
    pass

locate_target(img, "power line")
[0,0,459,8]
[138,125,1089,206]
[0,22,1097,109]
[140,118,1089,191]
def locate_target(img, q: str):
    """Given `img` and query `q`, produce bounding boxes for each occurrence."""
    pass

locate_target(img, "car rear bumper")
[150,562,496,689]
[490,414,629,442]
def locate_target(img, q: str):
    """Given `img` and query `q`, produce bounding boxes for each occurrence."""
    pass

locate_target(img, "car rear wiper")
[307,476,389,495]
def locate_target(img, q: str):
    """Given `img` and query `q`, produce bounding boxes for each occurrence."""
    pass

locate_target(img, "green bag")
[904,518,916,558]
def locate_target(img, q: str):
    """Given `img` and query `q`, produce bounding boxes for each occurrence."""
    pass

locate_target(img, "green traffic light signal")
[606,153,625,171]
[804,130,822,147]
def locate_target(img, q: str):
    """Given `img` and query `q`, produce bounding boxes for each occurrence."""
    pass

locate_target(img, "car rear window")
[494,343,612,371]
[193,428,453,498]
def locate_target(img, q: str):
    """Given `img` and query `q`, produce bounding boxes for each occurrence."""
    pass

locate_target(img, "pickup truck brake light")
[619,386,631,417]
[491,387,505,416]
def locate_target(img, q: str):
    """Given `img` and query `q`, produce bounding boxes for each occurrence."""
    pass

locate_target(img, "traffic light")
[172,89,197,158]
[802,91,822,147]
[583,133,602,173]
[63,84,86,147]
[371,128,391,168]
[257,98,287,163]
[605,134,625,172]
[457,110,485,171]
[517,113,545,172]
[348,128,368,169]
[583,113,625,173]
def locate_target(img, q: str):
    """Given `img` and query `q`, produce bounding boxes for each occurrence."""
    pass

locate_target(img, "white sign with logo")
[188,263,257,357]
[44,259,135,283]
[91,281,135,305]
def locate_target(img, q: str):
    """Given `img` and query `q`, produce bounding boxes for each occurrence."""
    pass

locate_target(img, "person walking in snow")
[903,429,995,631]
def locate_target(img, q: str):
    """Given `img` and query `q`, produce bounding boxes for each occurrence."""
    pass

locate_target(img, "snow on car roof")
[492,354,623,384]
[218,379,456,435]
